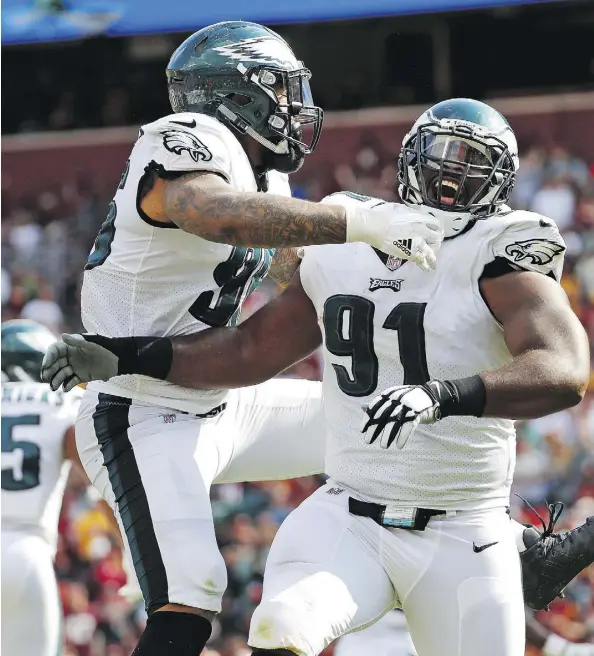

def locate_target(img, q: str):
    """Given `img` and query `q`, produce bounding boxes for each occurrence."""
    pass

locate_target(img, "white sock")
[511,518,529,552]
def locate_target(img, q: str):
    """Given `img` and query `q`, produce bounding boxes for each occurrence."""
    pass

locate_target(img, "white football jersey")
[300,194,566,510]
[82,112,289,413]
[1,383,81,551]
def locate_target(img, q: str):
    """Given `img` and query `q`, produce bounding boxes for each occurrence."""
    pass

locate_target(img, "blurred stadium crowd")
[2,131,594,654]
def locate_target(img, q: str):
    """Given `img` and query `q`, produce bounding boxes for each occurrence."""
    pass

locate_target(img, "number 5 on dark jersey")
[2,415,42,491]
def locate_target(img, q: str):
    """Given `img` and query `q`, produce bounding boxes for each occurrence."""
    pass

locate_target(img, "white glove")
[544,634,594,656]
[361,383,442,449]
[322,193,443,272]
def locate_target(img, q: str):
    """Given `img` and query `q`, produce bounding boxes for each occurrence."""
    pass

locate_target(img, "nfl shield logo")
[386,256,404,271]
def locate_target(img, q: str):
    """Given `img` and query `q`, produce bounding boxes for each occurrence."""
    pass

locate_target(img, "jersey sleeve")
[490,211,566,281]
[143,113,233,180]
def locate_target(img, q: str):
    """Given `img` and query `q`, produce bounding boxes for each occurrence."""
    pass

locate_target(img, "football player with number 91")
[43,98,593,656]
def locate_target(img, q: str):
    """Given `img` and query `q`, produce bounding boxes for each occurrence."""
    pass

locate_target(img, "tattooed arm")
[269,248,302,286]
[141,171,303,283]
[157,171,347,246]
[139,170,442,265]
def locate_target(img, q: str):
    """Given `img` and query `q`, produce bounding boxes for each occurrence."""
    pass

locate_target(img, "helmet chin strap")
[217,104,289,154]
[216,103,303,176]
[245,124,289,154]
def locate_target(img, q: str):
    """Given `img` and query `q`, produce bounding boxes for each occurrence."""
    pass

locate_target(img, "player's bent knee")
[150,518,228,613]
[249,600,313,656]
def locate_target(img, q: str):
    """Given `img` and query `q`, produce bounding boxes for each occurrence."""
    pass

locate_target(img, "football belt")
[348,497,447,531]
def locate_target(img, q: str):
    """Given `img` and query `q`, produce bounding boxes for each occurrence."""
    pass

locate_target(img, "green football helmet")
[398,98,519,237]
[1,320,56,383]
[166,21,323,174]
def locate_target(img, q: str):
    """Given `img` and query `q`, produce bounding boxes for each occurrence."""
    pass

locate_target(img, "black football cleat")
[520,500,594,611]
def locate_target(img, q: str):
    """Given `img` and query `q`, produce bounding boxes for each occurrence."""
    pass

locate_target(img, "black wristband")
[431,375,487,419]
[83,335,173,380]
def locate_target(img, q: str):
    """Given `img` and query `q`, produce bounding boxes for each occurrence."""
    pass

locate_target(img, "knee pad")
[249,600,312,656]
[251,650,298,656]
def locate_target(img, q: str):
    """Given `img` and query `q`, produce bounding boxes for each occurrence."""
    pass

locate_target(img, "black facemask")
[260,122,306,174]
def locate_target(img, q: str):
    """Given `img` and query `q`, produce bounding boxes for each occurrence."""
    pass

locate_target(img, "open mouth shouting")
[431,177,465,207]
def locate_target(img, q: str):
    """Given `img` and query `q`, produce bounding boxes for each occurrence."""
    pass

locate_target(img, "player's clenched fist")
[324,192,444,271]
[41,333,172,392]
[361,376,487,449]
[41,334,119,392]
[361,383,442,449]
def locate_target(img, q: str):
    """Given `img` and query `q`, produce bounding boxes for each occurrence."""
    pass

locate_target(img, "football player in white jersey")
[1,320,86,656]
[37,20,443,656]
[43,99,593,655]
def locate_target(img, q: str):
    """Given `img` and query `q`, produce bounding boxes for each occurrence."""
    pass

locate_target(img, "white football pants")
[249,482,525,656]
[75,378,325,613]
[335,610,417,656]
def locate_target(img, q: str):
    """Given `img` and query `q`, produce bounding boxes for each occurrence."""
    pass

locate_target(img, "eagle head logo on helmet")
[505,239,565,266]
[161,130,213,163]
